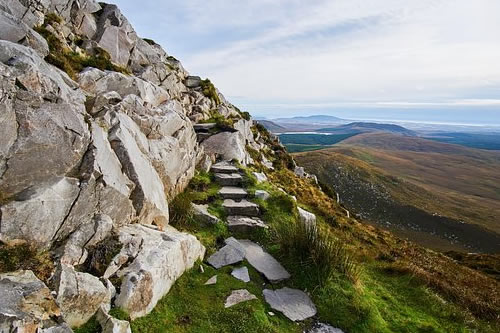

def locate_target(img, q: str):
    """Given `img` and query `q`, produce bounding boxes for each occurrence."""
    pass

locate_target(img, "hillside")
[0,2,499,333]
[294,132,500,253]
[318,122,417,136]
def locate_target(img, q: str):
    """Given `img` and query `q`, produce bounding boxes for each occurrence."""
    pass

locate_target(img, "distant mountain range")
[272,115,346,124]
[318,122,417,136]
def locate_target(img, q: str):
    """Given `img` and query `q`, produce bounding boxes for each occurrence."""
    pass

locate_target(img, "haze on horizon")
[114,0,500,125]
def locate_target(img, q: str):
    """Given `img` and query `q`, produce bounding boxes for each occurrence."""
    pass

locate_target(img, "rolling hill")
[318,122,417,136]
[294,132,500,253]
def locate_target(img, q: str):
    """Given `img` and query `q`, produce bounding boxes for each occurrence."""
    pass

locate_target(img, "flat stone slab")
[263,287,317,321]
[204,275,217,285]
[219,186,248,200]
[211,162,239,174]
[227,216,268,233]
[223,200,260,217]
[224,289,257,308]
[307,323,345,333]
[207,237,245,269]
[193,123,217,131]
[253,172,268,183]
[231,267,250,283]
[237,240,290,282]
[192,203,219,225]
[215,173,242,186]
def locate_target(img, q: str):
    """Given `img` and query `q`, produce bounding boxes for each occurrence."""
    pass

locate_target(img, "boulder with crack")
[111,224,205,319]
[0,270,67,332]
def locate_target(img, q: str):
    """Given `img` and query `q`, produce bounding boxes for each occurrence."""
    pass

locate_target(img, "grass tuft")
[0,243,54,283]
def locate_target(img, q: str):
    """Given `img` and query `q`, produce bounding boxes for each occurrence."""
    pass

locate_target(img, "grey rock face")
[192,203,219,225]
[113,225,205,319]
[185,76,201,88]
[237,240,290,282]
[0,10,49,57]
[53,264,111,328]
[224,289,257,308]
[263,287,317,321]
[0,270,64,332]
[201,131,251,165]
[226,216,268,233]
[231,267,250,283]
[223,199,260,217]
[219,186,248,200]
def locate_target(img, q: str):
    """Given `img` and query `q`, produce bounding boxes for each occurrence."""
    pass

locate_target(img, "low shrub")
[169,191,195,228]
[0,243,54,283]
[200,79,221,106]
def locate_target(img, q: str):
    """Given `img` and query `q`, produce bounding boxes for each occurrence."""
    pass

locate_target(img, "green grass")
[279,133,359,146]
[284,144,326,153]
[200,79,221,106]
[130,262,301,333]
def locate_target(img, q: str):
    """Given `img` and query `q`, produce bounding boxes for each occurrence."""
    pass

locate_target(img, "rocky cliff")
[0,0,265,331]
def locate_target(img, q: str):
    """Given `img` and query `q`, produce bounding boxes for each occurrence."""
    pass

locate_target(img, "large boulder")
[53,264,111,328]
[0,270,65,332]
[201,131,251,165]
[0,10,49,57]
[111,225,205,319]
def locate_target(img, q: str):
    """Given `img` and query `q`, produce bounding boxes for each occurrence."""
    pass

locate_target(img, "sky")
[113,0,500,125]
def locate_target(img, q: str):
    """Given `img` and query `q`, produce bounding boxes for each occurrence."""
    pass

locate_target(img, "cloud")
[115,0,500,113]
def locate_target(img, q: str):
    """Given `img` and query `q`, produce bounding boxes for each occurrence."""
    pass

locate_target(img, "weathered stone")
[0,270,63,332]
[298,207,317,228]
[215,173,242,186]
[211,161,239,174]
[207,243,245,269]
[192,203,219,225]
[255,190,270,201]
[0,177,80,247]
[0,41,90,199]
[223,199,260,217]
[109,113,169,228]
[53,264,110,328]
[253,172,268,183]
[114,224,205,319]
[294,166,307,178]
[193,123,216,131]
[96,305,131,333]
[201,131,251,165]
[0,11,49,57]
[263,287,316,321]
[204,275,217,285]
[237,240,290,282]
[307,323,345,333]
[226,216,268,233]
[224,289,257,308]
[219,187,248,200]
[231,267,250,283]
[185,76,201,88]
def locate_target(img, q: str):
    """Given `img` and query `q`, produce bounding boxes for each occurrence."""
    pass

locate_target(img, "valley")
[294,132,500,253]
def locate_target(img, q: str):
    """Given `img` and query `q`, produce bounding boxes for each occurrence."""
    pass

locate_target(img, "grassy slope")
[295,132,500,235]
[120,165,499,333]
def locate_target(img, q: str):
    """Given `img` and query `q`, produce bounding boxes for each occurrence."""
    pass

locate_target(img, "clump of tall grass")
[273,218,360,286]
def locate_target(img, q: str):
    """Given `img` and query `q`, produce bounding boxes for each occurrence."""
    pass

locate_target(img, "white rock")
[192,203,219,225]
[298,207,317,229]
[253,172,268,183]
[307,323,345,333]
[255,190,270,201]
[204,275,217,285]
[224,289,257,308]
[114,224,205,319]
[96,305,132,333]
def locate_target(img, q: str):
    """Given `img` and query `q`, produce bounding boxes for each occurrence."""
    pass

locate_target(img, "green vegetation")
[73,316,100,333]
[200,79,221,106]
[425,132,500,150]
[143,38,156,45]
[284,144,326,153]
[81,236,123,277]
[200,109,237,131]
[0,243,54,283]
[33,13,129,80]
[279,133,359,145]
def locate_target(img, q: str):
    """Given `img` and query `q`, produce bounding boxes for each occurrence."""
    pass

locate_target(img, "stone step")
[214,173,242,186]
[226,216,268,233]
[235,239,290,283]
[211,162,239,174]
[193,123,217,132]
[263,287,317,321]
[223,199,260,217]
[219,187,248,200]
